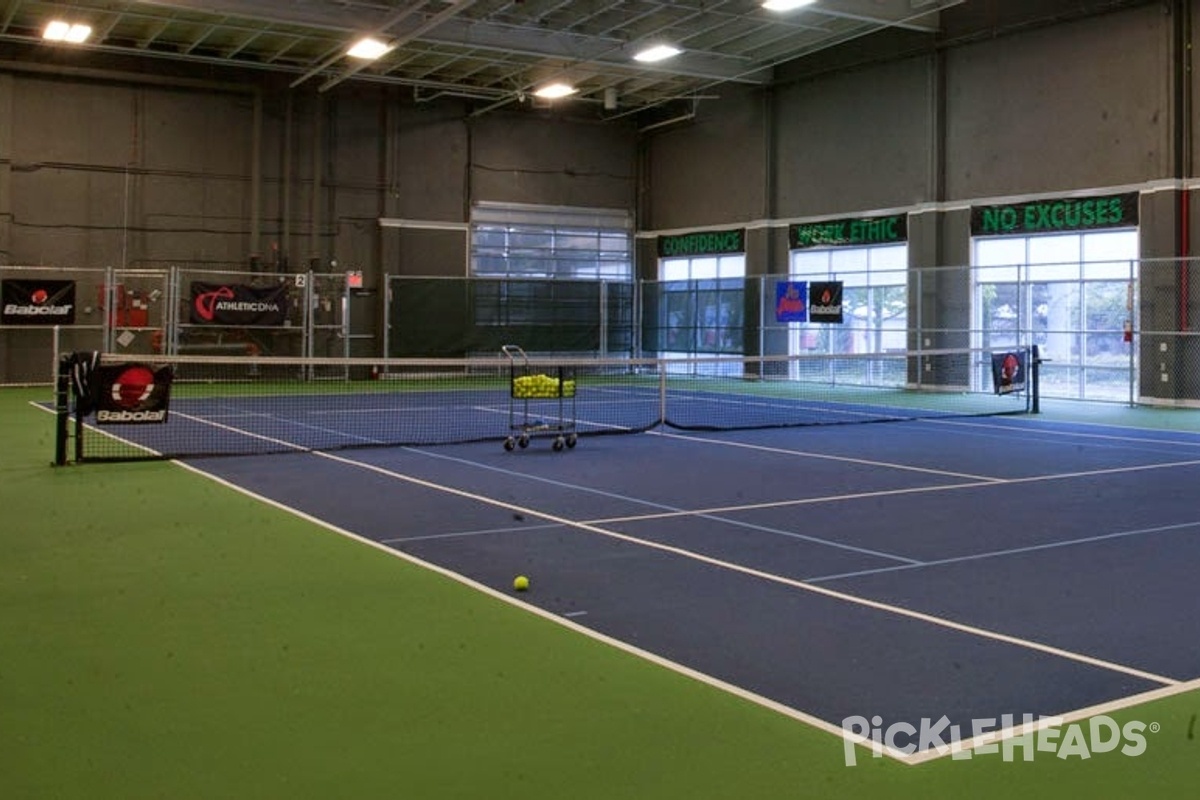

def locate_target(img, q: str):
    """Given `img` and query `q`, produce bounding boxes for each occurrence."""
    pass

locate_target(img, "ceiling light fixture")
[533,82,578,99]
[347,37,393,60]
[43,21,92,43]
[761,0,817,11]
[633,44,682,63]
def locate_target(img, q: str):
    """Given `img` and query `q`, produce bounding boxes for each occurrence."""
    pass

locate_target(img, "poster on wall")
[808,282,844,324]
[774,281,807,322]
[189,282,289,326]
[1,279,76,325]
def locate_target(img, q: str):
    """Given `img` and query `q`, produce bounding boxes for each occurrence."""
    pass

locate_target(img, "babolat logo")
[94,363,173,424]
[97,409,167,422]
[4,302,74,315]
[808,282,844,323]
[1,279,77,324]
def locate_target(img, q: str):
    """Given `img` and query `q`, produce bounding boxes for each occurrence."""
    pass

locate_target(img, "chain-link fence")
[8,260,1200,407]
[1,265,357,384]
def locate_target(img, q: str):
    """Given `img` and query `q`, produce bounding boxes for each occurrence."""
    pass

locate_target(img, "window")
[471,203,632,280]
[654,253,746,359]
[788,244,907,355]
[972,229,1137,400]
[467,203,634,355]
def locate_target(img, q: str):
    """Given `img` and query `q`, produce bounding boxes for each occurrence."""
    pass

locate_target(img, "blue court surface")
[173,414,1200,761]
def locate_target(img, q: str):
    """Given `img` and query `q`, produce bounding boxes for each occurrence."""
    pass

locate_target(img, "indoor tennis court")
[6,2,1200,798]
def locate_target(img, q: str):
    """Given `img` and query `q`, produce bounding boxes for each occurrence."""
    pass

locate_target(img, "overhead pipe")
[282,91,293,270]
[310,94,323,263]
[638,99,699,134]
[250,91,262,258]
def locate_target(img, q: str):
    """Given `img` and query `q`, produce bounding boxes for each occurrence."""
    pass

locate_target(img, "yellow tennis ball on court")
[513,575,530,592]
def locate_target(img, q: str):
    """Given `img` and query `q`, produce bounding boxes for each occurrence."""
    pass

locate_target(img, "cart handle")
[501,344,527,363]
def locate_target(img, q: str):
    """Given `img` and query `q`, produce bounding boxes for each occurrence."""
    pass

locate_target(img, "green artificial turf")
[2,387,1197,798]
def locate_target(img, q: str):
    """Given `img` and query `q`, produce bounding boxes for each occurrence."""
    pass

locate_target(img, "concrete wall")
[0,68,637,372]
[770,56,935,217]
[639,85,767,231]
[943,6,1171,199]
[652,2,1173,229]
[639,0,1196,399]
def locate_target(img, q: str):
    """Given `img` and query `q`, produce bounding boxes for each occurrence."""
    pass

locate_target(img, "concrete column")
[0,74,13,266]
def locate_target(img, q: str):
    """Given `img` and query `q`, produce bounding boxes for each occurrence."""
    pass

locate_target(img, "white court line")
[807,519,1200,584]
[587,480,998,525]
[652,430,1006,482]
[166,456,860,758]
[33,400,1200,765]
[315,449,1179,688]
[170,410,313,451]
[927,416,1200,448]
[51,407,304,460]
[901,676,1200,766]
[382,521,564,544]
[590,449,1200,524]
[904,417,1200,457]
[401,446,920,564]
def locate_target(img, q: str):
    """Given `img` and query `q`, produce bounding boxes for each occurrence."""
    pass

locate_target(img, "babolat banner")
[789,214,907,249]
[190,282,288,326]
[657,228,745,258]
[971,193,1138,236]
[808,281,844,323]
[990,351,1027,395]
[93,363,174,424]
[1,279,76,325]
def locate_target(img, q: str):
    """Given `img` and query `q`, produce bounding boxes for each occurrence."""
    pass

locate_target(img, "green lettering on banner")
[789,214,908,249]
[970,193,1137,235]
[657,228,745,258]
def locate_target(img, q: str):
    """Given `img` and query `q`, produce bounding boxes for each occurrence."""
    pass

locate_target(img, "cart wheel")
[504,437,516,451]
[566,433,578,449]
[518,435,530,449]
[552,436,565,452]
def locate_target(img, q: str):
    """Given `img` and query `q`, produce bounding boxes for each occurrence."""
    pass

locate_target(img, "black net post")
[53,354,71,466]
[1030,345,1042,414]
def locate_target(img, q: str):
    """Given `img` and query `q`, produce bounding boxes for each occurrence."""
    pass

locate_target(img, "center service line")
[316,450,1179,688]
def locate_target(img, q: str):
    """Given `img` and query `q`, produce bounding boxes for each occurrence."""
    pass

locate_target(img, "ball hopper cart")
[502,344,578,452]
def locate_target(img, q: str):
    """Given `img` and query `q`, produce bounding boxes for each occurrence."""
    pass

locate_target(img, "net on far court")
[54,348,1034,463]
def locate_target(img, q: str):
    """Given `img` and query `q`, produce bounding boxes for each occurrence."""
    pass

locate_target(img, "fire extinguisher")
[1123,319,1133,343]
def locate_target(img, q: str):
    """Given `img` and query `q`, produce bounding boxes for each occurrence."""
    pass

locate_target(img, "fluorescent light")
[761,0,817,11]
[43,21,92,43]
[347,37,392,60]
[533,83,577,99]
[43,21,70,40]
[633,44,682,63]
[64,24,92,44]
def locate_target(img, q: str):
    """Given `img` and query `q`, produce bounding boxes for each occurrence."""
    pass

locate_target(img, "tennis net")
[54,347,1035,463]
